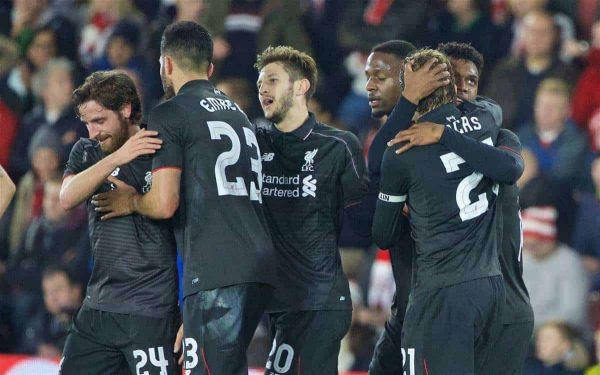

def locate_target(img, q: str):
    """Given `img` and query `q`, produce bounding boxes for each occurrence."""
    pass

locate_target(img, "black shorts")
[182,282,272,375]
[401,276,504,375]
[369,312,404,375]
[265,309,351,374]
[481,321,534,375]
[59,306,180,375]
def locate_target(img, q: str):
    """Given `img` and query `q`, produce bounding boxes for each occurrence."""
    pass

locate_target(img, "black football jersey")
[374,103,502,291]
[256,114,368,311]
[149,80,275,297]
[64,138,178,318]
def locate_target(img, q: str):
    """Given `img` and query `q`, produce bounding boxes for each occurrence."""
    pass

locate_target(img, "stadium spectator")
[10,58,86,183]
[90,20,159,111]
[525,320,589,375]
[572,19,600,150]
[337,0,427,53]
[336,51,373,137]
[78,0,142,68]
[573,156,600,290]
[6,26,58,114]
[426,0,503,69]
[300,0,347,112]
[6,0,77,61]
[200,0,311,83]
[16,265,82,357]
[8,177,89,291]
[484,10,577,130]
[518,78,591,191]
[522,205,589,330]
[8,127,64,254]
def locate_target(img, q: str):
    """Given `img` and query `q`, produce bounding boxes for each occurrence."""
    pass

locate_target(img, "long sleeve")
[372,150,411,249]
[367,96,417,179]
[439,128,524,184]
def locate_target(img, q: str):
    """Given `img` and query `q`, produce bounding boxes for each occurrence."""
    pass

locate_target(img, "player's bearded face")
[267,85,294,124]
[98,112,129,154]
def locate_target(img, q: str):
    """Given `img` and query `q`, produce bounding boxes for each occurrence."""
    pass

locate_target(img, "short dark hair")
[437,42,484,75]
[161,21,213,73]
[371,40,417,60]
[72,70,142,125]
[255,46,318,101]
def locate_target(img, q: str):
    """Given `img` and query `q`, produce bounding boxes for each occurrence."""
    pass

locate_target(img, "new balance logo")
[301,149,318,171]
[302,175,317,197]
[262,153,275,162]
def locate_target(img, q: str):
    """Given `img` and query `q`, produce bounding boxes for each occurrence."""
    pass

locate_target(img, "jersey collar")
[417,103,460,123]
[178,79,214,95]
[272,112,316,140]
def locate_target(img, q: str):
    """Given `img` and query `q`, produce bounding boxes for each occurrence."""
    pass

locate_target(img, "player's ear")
[296,78,310,97]
[207,63,214,79]
[120,103,132,120]
[165,56,175,75]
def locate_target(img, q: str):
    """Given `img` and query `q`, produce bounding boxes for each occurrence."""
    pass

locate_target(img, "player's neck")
[274,106,309,133]
[173,73,209,95]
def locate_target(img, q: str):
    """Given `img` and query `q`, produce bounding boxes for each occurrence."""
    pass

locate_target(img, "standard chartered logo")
[302,175,317,197]
[262,173,317,198]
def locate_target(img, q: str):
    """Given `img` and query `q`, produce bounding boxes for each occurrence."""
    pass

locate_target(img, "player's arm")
[367,59,450,177]
[60,131,162,210]
[341,132,369,207]
[439,127,524,184]
[0,164,16,217]
[341,132,371,237]
[389,124,524,185]
[372,151,410,249]
[92,103,184,220]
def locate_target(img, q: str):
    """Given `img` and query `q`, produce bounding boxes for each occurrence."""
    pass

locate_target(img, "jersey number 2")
[439,137,496,221]
[207,121,262,203]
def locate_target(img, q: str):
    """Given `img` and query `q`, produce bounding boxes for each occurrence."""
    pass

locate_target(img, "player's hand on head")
[92,176,137,220]
[111,129,162,166]
[402,58,451,105]
[387,122,446,154]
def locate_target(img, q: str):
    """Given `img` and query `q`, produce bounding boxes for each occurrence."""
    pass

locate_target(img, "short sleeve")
[149,102,184,172]
[63,139,88,178]
[340,132,368,207]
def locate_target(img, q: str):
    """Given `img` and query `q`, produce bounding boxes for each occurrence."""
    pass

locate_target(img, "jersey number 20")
[207,121,262,203]
[439,137,497,221]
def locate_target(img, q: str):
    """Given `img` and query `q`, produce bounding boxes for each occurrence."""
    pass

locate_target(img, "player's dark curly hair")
[254,46,318,101]
[402,49,456,115]
[437,42,484,76]
[72,70,142,125]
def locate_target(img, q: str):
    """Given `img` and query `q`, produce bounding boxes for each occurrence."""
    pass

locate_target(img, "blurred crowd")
[1,0,600,373]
